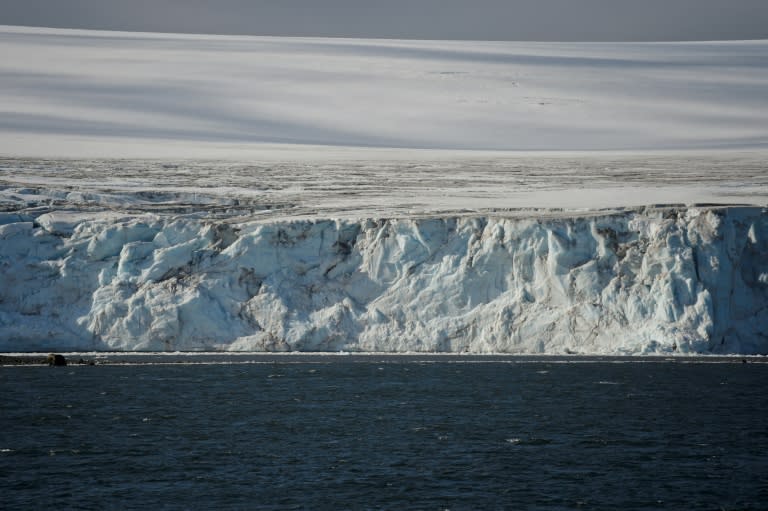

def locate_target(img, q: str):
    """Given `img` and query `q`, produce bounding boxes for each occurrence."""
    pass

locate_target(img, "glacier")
[1,24,767,355]
[2,205,767,354]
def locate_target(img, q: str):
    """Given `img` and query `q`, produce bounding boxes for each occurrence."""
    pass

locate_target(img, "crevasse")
[1,207,767,354]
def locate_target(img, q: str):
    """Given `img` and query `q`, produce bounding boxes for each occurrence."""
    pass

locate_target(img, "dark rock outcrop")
[46,353,67,366]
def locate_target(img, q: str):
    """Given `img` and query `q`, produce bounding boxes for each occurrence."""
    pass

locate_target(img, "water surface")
[1,357,766,509]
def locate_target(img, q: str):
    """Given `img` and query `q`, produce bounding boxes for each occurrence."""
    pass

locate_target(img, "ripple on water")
[0,360,766,509]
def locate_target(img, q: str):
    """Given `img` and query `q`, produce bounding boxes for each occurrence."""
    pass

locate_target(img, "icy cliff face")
[1,207,767,354]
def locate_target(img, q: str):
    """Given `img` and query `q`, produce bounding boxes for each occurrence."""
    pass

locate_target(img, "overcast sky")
[1,0,767,41]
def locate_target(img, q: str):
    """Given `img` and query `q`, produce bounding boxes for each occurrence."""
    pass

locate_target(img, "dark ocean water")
[1,356,767,510]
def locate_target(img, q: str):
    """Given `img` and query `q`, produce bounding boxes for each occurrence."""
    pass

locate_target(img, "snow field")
[1,26,767,157]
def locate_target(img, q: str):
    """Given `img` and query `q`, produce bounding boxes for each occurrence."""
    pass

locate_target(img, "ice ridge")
[1,207,767,354]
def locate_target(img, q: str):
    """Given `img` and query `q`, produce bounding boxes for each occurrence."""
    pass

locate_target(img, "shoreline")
[2,352,765,367]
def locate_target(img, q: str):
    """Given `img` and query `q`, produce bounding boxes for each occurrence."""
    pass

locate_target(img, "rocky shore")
[0,354,95,366]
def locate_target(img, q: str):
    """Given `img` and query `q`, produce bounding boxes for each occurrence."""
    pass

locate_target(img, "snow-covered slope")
[2,204,767,354]
[1,26,767,158]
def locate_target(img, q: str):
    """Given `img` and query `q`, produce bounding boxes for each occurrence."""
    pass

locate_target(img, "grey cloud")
[1,0,767,41]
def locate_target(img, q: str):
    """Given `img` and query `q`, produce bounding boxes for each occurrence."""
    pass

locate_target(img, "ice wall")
[2,207,767,354]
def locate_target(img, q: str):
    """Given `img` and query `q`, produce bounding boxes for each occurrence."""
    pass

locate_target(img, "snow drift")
[2,206,767,354]
[0,25,767,158]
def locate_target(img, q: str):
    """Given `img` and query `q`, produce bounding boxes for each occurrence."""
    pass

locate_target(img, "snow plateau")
[1,26,767,158]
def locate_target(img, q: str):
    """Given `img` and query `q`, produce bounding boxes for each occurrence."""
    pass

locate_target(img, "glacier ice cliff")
[1,207,767,354]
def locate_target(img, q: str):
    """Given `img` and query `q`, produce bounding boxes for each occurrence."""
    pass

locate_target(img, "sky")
[1,0,767,41]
